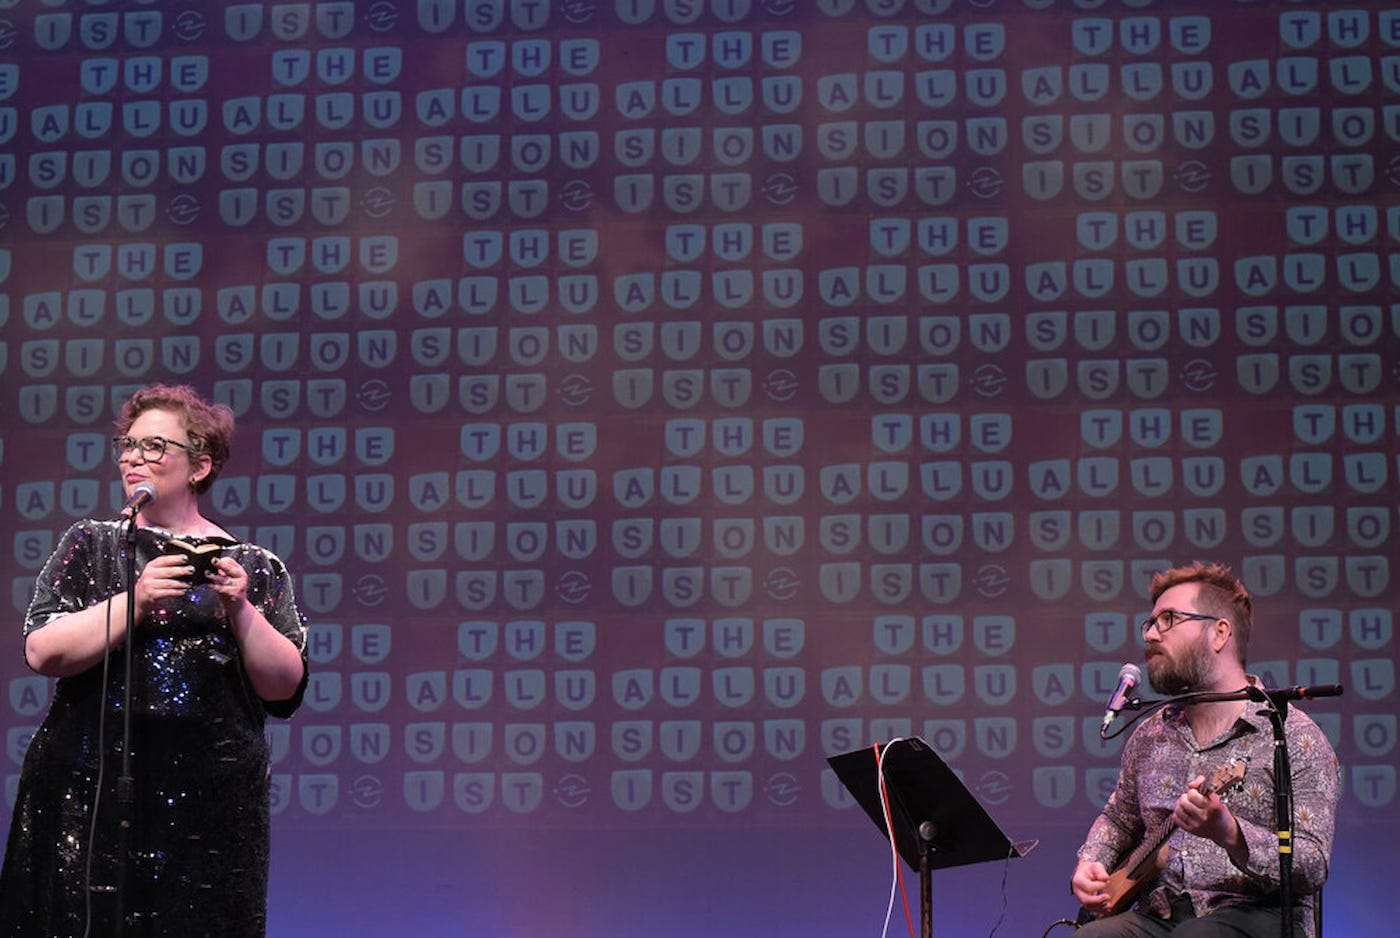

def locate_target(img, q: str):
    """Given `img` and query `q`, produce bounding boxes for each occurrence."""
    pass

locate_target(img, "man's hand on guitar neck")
[1174,774,1249,867]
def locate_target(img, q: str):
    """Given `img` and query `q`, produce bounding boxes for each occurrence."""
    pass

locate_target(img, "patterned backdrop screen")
[0,1,1395,935]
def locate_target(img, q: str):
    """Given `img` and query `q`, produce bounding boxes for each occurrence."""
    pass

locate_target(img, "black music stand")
[829,738,1037,938]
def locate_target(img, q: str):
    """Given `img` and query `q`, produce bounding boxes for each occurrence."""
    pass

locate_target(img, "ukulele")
[1087,758,1249,918]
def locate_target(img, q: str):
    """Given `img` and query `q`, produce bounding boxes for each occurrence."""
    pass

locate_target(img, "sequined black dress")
[0,520,308,938]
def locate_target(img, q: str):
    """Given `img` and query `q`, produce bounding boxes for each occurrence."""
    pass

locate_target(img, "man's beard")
[1147,634,1213,694]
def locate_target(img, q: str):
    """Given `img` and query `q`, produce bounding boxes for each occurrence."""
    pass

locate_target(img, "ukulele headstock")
[1209,757,1248,797]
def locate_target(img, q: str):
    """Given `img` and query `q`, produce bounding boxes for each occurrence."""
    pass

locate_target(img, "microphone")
[118,482,158,520]
[1260,684,1344,705]
[1271,686,1344,702]
[1100,662,1142,737]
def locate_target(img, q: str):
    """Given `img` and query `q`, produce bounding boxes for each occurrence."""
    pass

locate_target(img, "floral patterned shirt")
[1078,677,1341,935]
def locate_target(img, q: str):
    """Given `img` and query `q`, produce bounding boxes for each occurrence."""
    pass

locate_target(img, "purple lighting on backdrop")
[0,1,1395,936]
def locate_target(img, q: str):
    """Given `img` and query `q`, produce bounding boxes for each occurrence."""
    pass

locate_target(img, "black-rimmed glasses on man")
[111,435,193,463]
[1139,608,1219,640]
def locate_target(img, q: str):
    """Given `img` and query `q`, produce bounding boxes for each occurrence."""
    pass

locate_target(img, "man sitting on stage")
[1071,562,1340,937]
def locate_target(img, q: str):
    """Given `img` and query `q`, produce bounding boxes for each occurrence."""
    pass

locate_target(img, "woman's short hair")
[115,384,235,495]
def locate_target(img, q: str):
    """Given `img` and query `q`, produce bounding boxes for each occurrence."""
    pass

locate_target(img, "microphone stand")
[1120,684,1343,938]
[1257,689,1295,938]
[112,514,140,938]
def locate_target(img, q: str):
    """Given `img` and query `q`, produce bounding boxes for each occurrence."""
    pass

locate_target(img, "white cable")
[876,737,912,938]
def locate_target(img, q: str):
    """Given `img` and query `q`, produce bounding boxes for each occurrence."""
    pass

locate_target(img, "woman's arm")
[25,553,196,677]
[209,552,307,702]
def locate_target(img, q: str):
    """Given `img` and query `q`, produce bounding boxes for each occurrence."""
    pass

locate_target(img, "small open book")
[163,537,235,581]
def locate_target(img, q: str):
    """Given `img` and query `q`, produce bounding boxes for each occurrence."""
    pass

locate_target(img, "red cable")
[875,742,917,938]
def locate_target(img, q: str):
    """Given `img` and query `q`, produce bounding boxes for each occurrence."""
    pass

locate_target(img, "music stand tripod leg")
[919,822,936,938]
[920,845,932,938]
